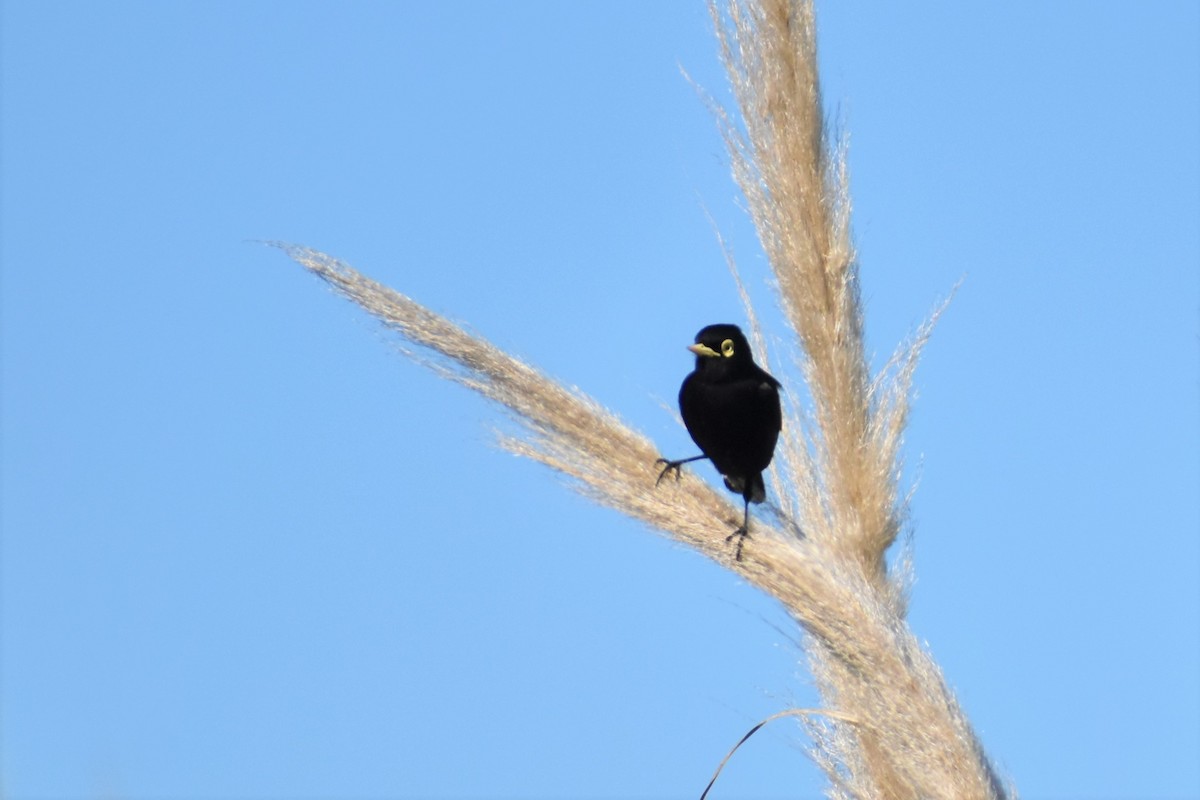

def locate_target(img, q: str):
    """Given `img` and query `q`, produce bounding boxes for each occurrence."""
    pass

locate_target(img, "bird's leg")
[724,497,752,561]
[654,455,708,486]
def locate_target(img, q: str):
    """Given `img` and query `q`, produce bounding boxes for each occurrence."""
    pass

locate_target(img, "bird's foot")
[725,526,750,562]
[654,455,708,487]
[655,458,685,487]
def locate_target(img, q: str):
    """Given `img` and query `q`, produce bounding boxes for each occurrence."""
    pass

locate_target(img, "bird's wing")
[681,375,781,475]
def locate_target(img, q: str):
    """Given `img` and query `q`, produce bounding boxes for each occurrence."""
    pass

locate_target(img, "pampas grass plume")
[272,1,1011,796]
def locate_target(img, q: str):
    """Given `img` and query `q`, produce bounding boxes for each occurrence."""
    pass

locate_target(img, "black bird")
[657,324,782,560]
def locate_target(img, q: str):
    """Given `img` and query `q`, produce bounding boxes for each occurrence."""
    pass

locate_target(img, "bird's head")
[687,324,755,376]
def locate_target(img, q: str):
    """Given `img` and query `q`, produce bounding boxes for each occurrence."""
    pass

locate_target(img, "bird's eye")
[721,339,735,357]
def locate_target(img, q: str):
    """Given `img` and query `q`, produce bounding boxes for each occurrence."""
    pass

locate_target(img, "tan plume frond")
[707,1,1007,795]
[271,242,781,567]
[272,239,1007,799]
[712,0,879,579]
[270,0,1012,796]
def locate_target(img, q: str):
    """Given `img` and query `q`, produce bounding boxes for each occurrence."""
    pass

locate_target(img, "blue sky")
[3,1,1198,798]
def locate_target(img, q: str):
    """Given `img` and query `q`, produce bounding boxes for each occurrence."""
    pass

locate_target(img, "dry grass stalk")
[712,1,1007,795]
[272,0,1010,796]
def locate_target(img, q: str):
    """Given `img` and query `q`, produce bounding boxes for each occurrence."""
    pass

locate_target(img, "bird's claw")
[725,526,750,562]
[654,458,684,487]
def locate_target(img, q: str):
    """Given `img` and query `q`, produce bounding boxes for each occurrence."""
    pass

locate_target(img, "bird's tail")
[723,472,766,504]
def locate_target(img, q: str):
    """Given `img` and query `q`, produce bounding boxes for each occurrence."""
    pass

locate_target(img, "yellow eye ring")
[721,338,735,357]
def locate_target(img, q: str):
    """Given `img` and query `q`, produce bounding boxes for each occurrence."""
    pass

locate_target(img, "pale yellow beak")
[687,343,721,358]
